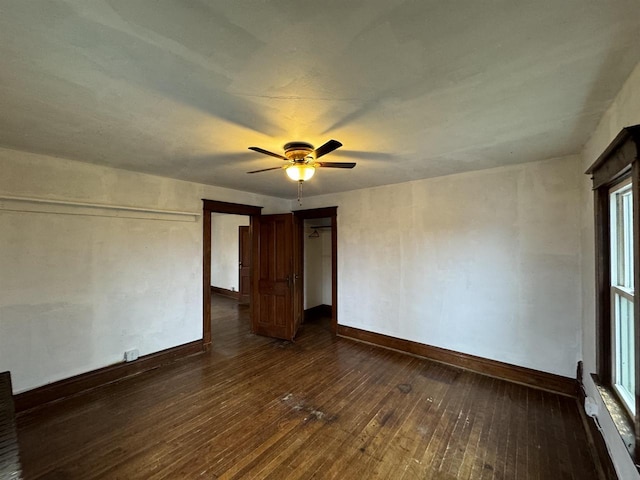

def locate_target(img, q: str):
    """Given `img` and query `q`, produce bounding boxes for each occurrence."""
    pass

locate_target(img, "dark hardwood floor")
[16,295,601,479]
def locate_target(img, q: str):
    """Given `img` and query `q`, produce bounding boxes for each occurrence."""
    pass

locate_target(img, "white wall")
[321,230,332,305]
[303,222,332,309]
[211,214,249,291]
[0,148,289,393]
[2,65,637,476]
[304,225,323,309]
[579,62,640,480]
[300,155,582,378]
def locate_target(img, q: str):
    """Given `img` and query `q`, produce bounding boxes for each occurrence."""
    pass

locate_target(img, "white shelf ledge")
[0,195,201,222]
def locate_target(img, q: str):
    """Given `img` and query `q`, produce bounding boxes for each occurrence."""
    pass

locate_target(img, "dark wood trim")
[211,286,240,300]
[14,340,204,413]
[331,214,337,335]
[202,199,262,216]
[238,225,251,304]
[0,372,22,479]
[203,206,212,349]
[202,199,263,349]
[594,186,612,383]
[587,125,640,464]
[577,378,619,480]
[250,215,259,336]
[304,304,332,321]
[293,207,338,335]
[586,126,640,189]
[337,325,577,397]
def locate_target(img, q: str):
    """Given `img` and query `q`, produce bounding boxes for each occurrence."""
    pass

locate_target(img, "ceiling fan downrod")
[297,180,304,206]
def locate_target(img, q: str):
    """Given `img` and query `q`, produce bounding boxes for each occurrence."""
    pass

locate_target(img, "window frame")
[609,178,635,417]
[587,125,640,462]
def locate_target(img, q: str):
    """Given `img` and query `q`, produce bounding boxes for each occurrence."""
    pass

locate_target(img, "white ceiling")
[1,1,639,199]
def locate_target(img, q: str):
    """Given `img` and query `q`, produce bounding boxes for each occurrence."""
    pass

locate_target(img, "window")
[610,179,635,414]
[586,125,640,462]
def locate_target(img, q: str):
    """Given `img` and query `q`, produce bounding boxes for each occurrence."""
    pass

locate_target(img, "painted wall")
[303,222,332,309]
[300,155,582,378]
[304,224,323,309]
[0,148,289,393]
[211,214,249,291]
[1,64,637,476]
[579,62,640,480]
[321,230,332,305]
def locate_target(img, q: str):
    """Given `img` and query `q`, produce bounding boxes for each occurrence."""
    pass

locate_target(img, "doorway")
[202,200,262,350]
[210,214,250,301]
[209,214,251,346]
[294,207,338,334]
[302,218,332,325]
[202,201,338,346]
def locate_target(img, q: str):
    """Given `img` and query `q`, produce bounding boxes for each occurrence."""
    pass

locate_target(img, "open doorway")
[294,207,337,334]
[202,200,262,350]
[302,218,332,329]
[209,214,251,346]
[210,213,250,303]
[203,201,337,346]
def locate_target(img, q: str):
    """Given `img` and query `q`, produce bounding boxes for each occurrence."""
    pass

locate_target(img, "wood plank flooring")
[16,295,601,479]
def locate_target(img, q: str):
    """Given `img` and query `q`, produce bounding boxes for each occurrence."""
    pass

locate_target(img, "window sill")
[592,374,636,458]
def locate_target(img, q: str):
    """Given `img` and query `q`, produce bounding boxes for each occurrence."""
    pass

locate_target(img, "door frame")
[293,206,338,334]
[202,199,262,350]
[238,225,251,304]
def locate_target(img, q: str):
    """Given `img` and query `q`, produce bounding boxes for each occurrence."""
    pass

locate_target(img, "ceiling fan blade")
[331,150,392,161]
[248,146,288,161]
[314,139,343,159]
[246,166,284,174]
[316,162,356,169]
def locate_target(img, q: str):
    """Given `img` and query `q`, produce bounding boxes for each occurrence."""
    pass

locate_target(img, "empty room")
[2,1,640,479]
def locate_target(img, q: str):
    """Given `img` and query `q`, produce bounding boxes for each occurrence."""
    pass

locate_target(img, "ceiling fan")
[246,139,356,182]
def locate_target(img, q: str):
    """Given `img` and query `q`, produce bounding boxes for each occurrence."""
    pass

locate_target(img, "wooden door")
[238,225,251,304]
[251,213,302,341]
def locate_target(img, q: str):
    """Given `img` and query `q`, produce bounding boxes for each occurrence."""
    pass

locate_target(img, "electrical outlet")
[124,349,139,362]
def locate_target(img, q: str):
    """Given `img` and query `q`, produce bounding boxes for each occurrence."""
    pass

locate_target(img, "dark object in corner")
[0,371,22,479]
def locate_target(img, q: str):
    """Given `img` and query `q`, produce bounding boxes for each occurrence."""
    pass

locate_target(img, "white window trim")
[610,177,636,417]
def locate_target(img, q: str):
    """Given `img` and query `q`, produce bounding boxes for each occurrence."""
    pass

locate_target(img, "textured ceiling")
[1,1,639,199]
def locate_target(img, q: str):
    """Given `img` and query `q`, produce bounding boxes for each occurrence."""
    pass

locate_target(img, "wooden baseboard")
[337,325,577,397]
[14,340,204,413]
[577,377,619,480]
[211,286,240,300]
[304,304,332,321]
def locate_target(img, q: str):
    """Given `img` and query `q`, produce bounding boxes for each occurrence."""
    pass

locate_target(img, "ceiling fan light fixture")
[285,163,315,182]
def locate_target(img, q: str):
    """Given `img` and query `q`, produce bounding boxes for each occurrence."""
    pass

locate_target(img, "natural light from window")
[610,179,635,415]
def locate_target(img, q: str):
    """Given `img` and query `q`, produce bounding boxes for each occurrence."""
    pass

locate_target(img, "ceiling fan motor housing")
[246,139,352,175]
[283,141,314,162]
